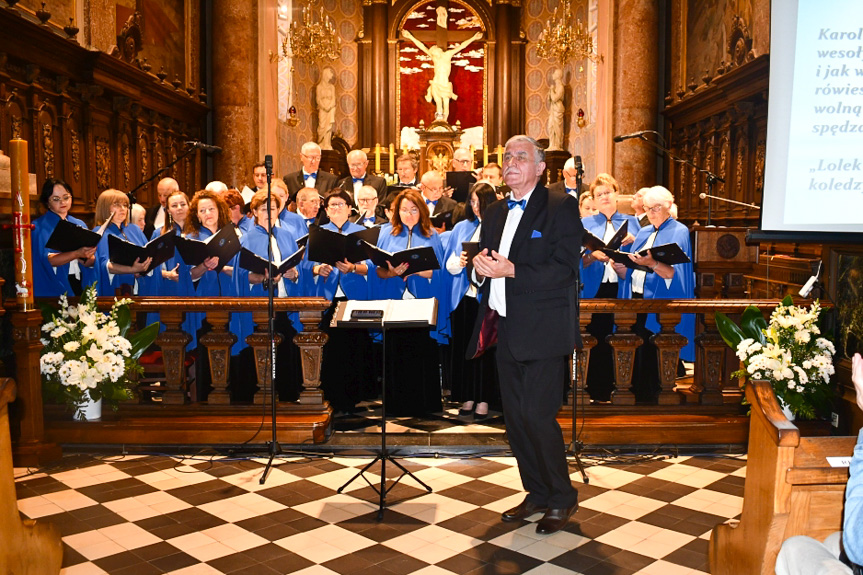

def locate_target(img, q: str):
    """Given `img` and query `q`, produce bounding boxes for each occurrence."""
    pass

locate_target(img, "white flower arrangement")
[40,284,158,418]
[718,297,835,420]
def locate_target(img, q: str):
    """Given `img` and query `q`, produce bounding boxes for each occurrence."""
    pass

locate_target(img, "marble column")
[611,0,658,194]
[211,2,259,186]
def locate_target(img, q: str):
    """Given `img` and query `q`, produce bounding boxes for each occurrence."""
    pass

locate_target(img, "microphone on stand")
[185,141,223,154]
[698,192,760,210]
[612,130,658,143]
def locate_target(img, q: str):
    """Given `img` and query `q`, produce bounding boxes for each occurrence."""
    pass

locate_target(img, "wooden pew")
[709,380,855,574]
[0,378,63,574]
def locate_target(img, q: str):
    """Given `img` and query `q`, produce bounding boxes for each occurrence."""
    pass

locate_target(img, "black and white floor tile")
[16,444,745,575]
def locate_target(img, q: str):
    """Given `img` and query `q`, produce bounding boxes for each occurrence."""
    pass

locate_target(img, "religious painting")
[835,252,863,359]
[398,0,485,132]
[684,0,754,83]
[116,0,186,80]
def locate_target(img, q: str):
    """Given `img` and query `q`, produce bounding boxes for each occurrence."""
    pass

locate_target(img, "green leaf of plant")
[115,305,132,337]
[128,322,160,361]
[715,312,745,350]
[781,295,794,307]
[740,306,768,344]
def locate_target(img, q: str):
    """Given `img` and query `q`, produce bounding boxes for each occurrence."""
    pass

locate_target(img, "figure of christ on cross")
[402,27,483,122]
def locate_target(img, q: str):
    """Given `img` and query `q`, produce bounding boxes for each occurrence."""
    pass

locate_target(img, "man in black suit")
[469,135,583,535]
[548,157,587,198]
[143,177,178,239]
[419,170,459,232]
[353,185,388,227]
[481,163,510,199]
[337,150,387,203]
[284,141,338,201]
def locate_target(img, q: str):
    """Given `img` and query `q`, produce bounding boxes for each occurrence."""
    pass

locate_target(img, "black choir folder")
[362,241,440,276]
[462,241,480,278]
[430,210,454,229]
[45,218,102,252]
[174,225,241,269]
[331,298,438,329]
[582,220,629,252]
[108,233,176,273]
[600,242,691,273]
[238,245,306,276]
[306,226,380,265]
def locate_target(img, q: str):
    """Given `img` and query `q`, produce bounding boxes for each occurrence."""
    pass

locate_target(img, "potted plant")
[39,284,159,420]
[716,296,835,420]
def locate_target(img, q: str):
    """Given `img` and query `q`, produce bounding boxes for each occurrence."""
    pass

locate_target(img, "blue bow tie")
[303,173,315,181]
[364,217,375,224]
[566,188,577,194]
[352,177,364,184]
[426,199,437,206]
[305,218,315,225]
[507,198,526,210]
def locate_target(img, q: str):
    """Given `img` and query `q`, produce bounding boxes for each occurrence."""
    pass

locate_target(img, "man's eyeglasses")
[357,197,377,204]
[302,154,322,161]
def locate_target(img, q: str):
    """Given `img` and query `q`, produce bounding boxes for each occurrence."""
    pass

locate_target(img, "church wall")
[276,0,363,177]
[522,0,596,181]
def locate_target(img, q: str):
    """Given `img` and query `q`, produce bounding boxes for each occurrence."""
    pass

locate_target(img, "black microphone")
[612,130,655,143]
[264,154,273,177]
[574,155,583,174]
[185,141,223,154]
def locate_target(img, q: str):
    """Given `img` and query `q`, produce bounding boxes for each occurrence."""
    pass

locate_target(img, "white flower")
[793,330,811,344]
[86,344,105,363]
[49,326,68,338]
[63,341,80,352]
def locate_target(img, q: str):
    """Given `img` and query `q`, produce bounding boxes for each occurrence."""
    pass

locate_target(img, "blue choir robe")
[32,211,96,297]
[367,224,451,343]
[237,216,254,234]
[179,226,242,353]
[580,211,641,299]
[303,220,371,301]
[93,222,149,296]
[233,223,309,344]
[143,225,197,347]
[619,217,695,361]
[279,209,308,238]
[443,218,480,311]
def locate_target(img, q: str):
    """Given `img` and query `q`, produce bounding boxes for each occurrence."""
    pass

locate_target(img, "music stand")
[333,299,437,519]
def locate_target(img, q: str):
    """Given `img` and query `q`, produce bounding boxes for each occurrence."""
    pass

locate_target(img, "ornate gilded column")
[211,2,259,185]
[652,312,686,405]
[247,311,283,405]
[608,311,640,405]
[155,310,191,405]
[200,311,237,405]
[611,0,658,193]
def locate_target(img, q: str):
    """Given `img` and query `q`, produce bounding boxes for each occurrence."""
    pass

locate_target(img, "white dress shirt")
[489,189,534,317]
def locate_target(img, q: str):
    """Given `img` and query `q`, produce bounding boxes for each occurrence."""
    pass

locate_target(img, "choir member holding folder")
[580,174,640,402]
[615,185,695,402]
[32,179,97,297]
[233,190,306,402]
[308,190,376,412]
[444,182,500,419]
[370,189,449,416]
[181,190,242,401]
[92,189,151,297]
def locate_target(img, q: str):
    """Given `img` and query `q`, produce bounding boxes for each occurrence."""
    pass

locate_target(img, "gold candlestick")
[389,144,395,174]
[374,144,381,173]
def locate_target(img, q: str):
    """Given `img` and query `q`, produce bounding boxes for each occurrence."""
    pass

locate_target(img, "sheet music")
[339,299,437,326]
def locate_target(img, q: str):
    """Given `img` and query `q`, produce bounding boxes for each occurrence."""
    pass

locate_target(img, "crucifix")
[401,0,482,122]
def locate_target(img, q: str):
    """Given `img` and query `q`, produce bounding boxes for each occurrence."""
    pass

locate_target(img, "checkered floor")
[15,445,745,575]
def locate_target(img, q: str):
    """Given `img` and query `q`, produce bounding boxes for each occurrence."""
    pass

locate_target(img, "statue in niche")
[315,67,336,150]
[402,29,483,122]
[547,68,565,151]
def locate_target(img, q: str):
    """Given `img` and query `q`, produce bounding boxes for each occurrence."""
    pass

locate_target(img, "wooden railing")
[10,297,803,454]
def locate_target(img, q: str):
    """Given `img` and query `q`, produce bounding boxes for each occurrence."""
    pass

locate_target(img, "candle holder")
[4,0,20,10]
[287,105,298,127]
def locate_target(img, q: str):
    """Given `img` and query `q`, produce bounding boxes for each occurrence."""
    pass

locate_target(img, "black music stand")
[333,298,437,520]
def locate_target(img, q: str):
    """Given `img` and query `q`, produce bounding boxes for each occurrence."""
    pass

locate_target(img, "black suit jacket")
[143,204,165,240]
[548,181,587,196]
[426,195,460,231]
[284,170,339,201]
[468,185,584,361]
[337,174,388,202]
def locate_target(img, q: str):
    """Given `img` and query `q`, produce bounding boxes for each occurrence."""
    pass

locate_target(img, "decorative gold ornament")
[535,0,600,66]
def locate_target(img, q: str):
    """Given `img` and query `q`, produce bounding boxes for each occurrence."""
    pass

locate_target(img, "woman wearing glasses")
[580,174,640,402]
[309,190,375,412]
[32,179,97,297]
[615,185,695,402]
[370,188,450,416]
[93,188,151,296]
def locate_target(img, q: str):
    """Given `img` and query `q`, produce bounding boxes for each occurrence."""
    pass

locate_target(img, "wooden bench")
[709,380,855,574]
[1,378,63,574]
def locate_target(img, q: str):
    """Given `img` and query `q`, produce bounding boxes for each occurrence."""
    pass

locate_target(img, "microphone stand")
[126,142,198,205]
[575,156,584,193]
[625,134,724,226]
[260,154,282,484]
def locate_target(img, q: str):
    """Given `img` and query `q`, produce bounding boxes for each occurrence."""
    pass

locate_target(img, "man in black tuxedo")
[481,163,510,199]
[144,177,178,239]
[548,157,587,198]
[337,150,387,203]
[469,135,583,535]
[284,141,338,201]
[353,185,388,227]
[419,170,459,232]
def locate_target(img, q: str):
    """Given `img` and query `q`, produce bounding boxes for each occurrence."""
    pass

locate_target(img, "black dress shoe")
[501,499,548,522]
[535,502,578,534]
